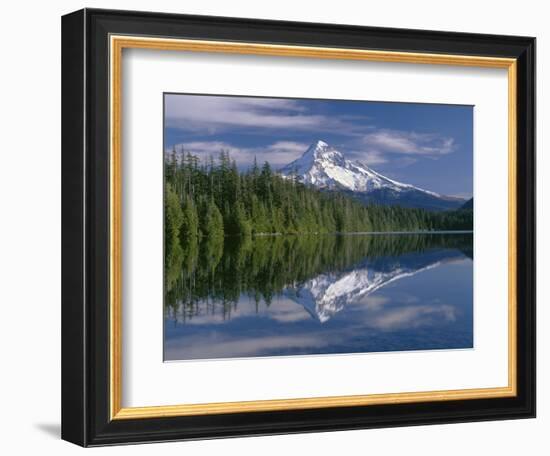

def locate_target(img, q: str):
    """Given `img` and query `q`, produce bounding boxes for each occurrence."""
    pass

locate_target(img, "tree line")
[166,149,472,245]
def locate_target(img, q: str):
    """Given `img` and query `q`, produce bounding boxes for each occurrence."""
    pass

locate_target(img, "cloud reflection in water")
[164,234,473,361]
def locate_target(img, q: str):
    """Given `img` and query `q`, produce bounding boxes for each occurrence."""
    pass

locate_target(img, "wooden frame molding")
[109,35,518,421]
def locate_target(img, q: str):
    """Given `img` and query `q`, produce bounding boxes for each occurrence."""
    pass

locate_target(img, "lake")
[164,233,473,361]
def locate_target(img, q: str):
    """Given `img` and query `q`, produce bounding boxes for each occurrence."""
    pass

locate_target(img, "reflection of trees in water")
[165,234,473,323]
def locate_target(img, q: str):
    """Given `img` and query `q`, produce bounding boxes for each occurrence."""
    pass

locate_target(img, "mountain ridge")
[279,140,466,211]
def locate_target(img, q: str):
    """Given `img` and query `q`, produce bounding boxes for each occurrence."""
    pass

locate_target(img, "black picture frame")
[62,7,536,447]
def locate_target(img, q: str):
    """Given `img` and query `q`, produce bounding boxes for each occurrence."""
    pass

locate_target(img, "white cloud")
[263,141,311,165]
[169,141,231,155]
[165,333,328,360]
[167,140,310,168]
[165,95,337,132]
[367,304,456,330]
[170,295,312,326]
[361,129,456,157]
[350,149,388,165]
[266,141,308,153]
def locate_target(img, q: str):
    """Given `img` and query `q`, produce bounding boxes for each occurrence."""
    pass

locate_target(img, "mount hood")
[279,140,465,211]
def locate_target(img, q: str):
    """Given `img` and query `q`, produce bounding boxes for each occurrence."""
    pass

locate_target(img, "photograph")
[163,94,474,361]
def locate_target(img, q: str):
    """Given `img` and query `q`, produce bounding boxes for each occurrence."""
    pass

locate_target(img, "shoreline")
[251,230,473,237]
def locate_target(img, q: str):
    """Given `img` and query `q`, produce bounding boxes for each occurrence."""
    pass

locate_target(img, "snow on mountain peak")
[280,140,437,194]
[303,140,344,163]
[314,139,328,148]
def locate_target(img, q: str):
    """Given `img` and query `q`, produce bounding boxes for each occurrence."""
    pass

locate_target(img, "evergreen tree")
[165,183,183,251]
[202,199,224,239]
[231,202,252,237]
[180,195,199,242]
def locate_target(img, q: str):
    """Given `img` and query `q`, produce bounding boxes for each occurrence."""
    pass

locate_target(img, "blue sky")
[164,94,473,198]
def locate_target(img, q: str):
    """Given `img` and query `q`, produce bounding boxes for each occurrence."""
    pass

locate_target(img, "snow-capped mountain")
[284,248,465,323]
[279,140,465,211]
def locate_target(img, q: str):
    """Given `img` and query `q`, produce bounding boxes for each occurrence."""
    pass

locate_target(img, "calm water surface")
[164,233,473,361]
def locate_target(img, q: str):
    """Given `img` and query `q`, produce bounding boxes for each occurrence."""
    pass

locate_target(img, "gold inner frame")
[109,35,518,420]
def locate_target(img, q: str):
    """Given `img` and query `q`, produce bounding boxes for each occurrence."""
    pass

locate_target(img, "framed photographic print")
[61,8,536,446]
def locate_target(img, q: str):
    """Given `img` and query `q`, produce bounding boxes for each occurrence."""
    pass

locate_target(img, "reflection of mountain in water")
[285,248,466,323]
[165,233,473,324]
